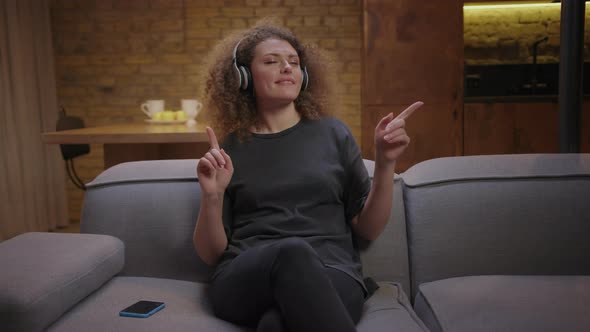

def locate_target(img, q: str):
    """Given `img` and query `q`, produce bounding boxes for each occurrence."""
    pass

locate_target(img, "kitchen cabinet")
[464,100,590,155]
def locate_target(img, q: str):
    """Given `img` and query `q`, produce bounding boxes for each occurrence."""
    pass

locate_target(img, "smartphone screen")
[119,300,165,318]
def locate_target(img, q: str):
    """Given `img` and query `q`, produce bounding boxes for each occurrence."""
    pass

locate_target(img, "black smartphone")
[119,300,165,318]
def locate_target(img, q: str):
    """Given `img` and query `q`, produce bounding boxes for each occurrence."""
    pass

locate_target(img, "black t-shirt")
[214,116,371,291]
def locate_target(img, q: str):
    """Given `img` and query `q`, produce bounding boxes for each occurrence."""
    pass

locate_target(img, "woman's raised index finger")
[395,101,424,120]
[206,127,220,149]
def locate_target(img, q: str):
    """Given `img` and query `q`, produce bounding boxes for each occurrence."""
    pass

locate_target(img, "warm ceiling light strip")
[463,3,562,10]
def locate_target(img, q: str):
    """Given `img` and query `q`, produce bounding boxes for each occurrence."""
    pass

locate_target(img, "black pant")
[209,237,365,332]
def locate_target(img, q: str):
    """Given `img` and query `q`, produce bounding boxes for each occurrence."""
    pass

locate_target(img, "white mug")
[141,100,164,118]
[181,99,203,120]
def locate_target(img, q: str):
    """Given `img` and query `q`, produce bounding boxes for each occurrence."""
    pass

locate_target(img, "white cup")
[181,99,203,120]
[141,100,164,118]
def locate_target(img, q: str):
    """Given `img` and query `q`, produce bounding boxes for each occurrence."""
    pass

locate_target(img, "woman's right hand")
[197,127,234,195]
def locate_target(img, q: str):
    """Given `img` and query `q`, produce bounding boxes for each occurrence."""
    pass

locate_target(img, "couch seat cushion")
[414,275,590,332]
[48,277,427,332]
[358,282,428,332]
[47,276,248,332]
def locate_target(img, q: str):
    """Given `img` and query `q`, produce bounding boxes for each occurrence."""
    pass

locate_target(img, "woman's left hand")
[374,101,423,166]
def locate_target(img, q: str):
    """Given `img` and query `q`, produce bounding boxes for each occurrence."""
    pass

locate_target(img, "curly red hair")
[199,19,336,141]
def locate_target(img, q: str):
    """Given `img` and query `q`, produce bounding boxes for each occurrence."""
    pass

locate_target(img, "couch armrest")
[0,232,124,332]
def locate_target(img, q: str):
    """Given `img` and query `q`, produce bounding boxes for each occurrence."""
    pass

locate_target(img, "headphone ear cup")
[233,62,244,90]
[233,60,251,91]
[240,65,252,91]
[301,66,309,92]
[232,61,244,89]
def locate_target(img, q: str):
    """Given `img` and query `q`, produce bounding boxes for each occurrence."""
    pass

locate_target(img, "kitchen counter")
[464,95,590,103]
[465,95,559,103]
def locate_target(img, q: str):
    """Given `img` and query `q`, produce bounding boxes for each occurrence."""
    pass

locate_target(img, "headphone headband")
[232,38,243,64]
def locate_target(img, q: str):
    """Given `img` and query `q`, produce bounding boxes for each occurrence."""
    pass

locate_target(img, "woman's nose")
[281,61,292,73]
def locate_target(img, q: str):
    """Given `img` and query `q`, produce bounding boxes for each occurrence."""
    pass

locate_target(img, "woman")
[193,21,422,332]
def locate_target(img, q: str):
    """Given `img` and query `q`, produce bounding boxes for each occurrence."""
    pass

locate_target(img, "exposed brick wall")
[464,4,590,65]
[50,0,362,222]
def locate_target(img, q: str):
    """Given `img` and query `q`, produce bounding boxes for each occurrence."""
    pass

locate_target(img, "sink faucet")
[531,36,549,94]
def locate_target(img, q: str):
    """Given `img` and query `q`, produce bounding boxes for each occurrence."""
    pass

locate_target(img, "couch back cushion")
[82,160,211,282]
[359,160,411,294]
[82,159,410,289]
[402,154,590,298]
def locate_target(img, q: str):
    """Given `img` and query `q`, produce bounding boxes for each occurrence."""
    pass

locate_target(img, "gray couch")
[1,154,589,331]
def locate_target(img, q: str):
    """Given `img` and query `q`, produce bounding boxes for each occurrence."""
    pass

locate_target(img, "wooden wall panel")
[363,1,463,105]
[362,0,463,171]
[365,103,461,171]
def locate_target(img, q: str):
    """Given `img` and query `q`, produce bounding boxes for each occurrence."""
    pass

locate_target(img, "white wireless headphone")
[232,38,309,93]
